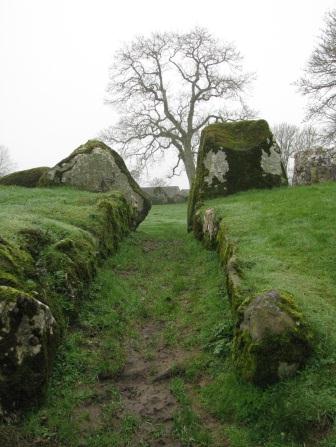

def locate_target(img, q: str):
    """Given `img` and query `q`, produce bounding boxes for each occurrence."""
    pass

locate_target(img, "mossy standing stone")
[188,119,287,229]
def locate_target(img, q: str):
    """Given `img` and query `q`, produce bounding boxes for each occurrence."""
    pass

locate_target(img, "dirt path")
[8,205,230,447]
[115,321,184,446]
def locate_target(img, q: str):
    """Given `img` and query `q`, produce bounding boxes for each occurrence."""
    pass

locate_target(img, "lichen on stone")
[203,151,229,186]
[261,142,284,176]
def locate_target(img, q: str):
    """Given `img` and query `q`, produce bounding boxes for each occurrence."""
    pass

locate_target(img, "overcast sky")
[1,0,335,187]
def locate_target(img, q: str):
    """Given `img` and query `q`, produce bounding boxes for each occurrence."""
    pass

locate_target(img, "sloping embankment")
[0,186,136,417]
[190,185,335,386]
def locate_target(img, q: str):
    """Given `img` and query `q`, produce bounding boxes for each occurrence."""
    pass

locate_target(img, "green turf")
[201,182,336,445]
[1,183,336,446]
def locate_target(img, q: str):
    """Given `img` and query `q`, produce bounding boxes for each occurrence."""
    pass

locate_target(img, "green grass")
[200,182,336,445]
[2,183,336,446]
[0,185,116,240]
[206,182,336,350]
[2,203,232,446]
[0,185,132,315]
[0,185,133,417]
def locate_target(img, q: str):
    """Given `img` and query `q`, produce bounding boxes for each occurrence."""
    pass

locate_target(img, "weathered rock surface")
[233,290,312,386]
[292,148,336,185]
[188,119,287,229]
[0,286,58,416]
[40,140,151,227]
[193,207,220,249]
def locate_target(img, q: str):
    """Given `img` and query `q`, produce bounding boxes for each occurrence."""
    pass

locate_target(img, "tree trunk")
[183,146,196,187]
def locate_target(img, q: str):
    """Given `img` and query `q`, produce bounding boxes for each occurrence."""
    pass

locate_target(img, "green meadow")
[1,182,336,446]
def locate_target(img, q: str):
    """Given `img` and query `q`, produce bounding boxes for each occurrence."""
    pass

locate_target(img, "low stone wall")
[0,192,136,418]
[192,208,313,386]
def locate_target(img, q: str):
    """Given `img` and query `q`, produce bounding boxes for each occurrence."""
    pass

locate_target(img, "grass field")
[202,181,336,446]
[1,183,336,446]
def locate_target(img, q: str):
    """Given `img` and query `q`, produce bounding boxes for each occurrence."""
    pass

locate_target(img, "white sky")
[1,0,336,187]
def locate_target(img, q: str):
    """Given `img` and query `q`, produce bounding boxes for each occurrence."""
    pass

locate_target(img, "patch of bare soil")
[115,321,185,446]
[72,321,186,446]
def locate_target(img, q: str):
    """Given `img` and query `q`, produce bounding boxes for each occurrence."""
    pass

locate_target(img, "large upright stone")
[40,140,151,227]
[188,120,287,229]
[292,148,336,185]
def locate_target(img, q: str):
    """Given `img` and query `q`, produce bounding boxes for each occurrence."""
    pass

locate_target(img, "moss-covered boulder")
[233,290,312,386]
[0,167,49,188]
[0,286,58,416]
[39,140,151,227]
[188,120,287,229]
[292,148,336,185]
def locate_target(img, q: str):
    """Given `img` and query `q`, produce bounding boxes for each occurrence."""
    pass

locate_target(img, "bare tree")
[272,123,320,169]
[0,145,14,177]
[149,177,169,187]
[272,123,298,170]
[102,27,253,186]
[298,9,336,143]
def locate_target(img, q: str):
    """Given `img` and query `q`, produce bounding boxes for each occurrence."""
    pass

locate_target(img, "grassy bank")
[201,182,336,445]
[0,186,134,415]
[0,185,133,324]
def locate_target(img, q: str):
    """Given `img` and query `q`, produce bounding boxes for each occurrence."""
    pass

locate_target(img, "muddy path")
[5,205,230,447]
[115,321,184,446]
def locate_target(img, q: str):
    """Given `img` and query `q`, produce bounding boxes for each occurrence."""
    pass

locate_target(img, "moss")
[0,187,138,415]
[192,210,204,242]
[0,167,49,188]
[202,120,271,151]
[97,194,133,254]
[0,286,59,413]
[0,271,21,288]
[233,290,313,386]
[0,237,34,292]
[18,228,52,259]
[188,119,287,230]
